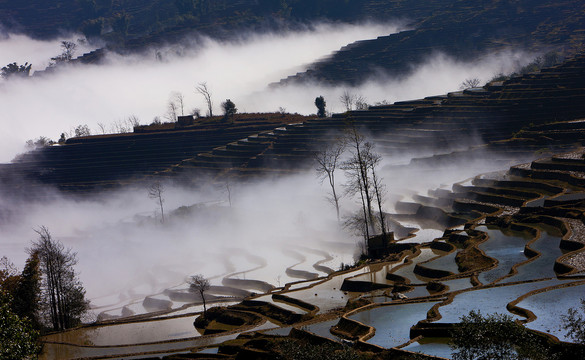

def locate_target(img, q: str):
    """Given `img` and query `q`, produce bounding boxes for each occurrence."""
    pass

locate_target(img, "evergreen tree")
[221,99,237,122]
[1,62,32,79]
[0,292,41,359]
[13,251,41,328]
[315,96,326,118]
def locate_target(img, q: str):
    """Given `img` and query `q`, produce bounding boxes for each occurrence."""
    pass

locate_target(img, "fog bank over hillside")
[0,22,536,163]
[0,33,97,72]
[0,141,517,307]
[0,172,357,302]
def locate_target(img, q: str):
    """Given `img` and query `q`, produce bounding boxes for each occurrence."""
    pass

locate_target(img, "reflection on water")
[348,301,440,348]
[44,315,199,346]
[517,282,585,342]
[421,251,459,274]
[402,337,453,359]
[500,233,563,284]
[436,279,563,323]
[476,226,531,285]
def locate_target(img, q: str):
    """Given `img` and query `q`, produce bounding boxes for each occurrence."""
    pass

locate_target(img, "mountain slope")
[277,0,585,85]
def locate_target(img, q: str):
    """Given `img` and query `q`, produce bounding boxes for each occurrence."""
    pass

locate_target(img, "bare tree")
[196,82,213,117]
[341,124,388,250]
[61,41,77,61]
[189,274,210,316]
[355,95,369,110]
[342,125,375,240]
[364,144,388,238]
[225,179,232,207]
[173,92,185,116]
[112,119,132,133]
[50,41,77,66]
[74,124,91,137]
[165,92,185,122]
[127,115,140,128]
[165,100,179,122]
[340,90,356,112]
[148,181,165,223]
[315,138,345,222]
[30,226,89,331]
[459,78,481,90]
[0,256,18,280]
[97,122,107,134]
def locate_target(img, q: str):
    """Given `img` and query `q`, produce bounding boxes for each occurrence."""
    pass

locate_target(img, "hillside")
[0,0,445,44]
[3,0,584,87]
[2,52,585,199]
[278,0,585,85]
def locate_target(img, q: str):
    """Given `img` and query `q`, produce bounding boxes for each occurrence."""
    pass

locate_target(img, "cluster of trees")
[339,90,368,112]
[451,309,585,359]
[459,51,566,90]
[165,82,237,123]
[315,123,388,257]
[0,227,89,357]
[2,40,79,82]
[0,62,32,80]
[50,41,78,66]
[19,81,238,156]
[314,91,370,119]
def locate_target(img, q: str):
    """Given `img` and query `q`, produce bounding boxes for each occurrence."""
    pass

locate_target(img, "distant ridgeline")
[2,0,584,75]
[0,0,448,46]
[1,52,585,197]
[276,0,585,85]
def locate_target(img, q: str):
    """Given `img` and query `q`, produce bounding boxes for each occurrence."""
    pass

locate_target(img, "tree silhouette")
[148,181,165,223]
[1,62,32,79]
[315,96,326,118]
[31,226,89,331]
[196,82,213,117]
[221,99,237,122]
[189,274,210,316]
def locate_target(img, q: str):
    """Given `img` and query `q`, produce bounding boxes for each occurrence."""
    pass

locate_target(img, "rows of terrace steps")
[0,118,298,193]
[180,106,585,178]
[394,151,585,229]
[182,59,585,175]
[6,53,585,189]
[276,0,585,86]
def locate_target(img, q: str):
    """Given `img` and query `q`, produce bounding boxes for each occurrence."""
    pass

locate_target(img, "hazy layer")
[0,23,534,163]
[0,23,540,316]
[0,23,399,162]
[0,173,356,303]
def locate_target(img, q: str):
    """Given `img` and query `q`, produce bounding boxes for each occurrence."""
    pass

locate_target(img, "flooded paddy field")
[37,144,585,360]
